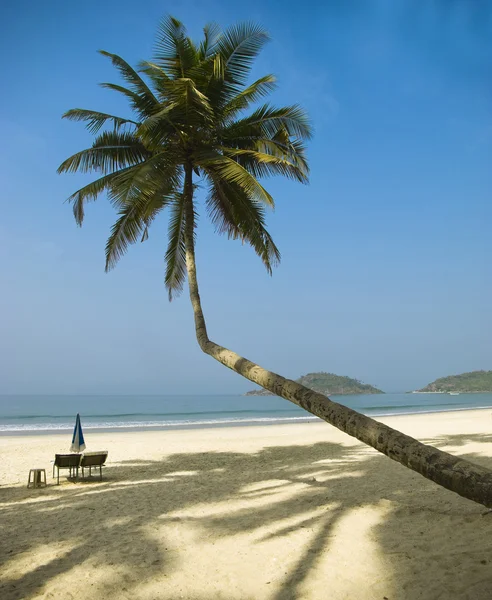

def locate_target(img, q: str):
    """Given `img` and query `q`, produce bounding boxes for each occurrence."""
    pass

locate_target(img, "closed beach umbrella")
[70,413,86,452]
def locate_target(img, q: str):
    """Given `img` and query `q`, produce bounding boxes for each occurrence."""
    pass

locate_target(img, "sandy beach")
[1,409,492,600]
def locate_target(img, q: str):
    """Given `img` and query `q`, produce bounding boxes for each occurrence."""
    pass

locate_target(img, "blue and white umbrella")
[70,413,86,452]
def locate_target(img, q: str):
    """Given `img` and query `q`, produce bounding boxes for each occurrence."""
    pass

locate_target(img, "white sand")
[1,409,492,599]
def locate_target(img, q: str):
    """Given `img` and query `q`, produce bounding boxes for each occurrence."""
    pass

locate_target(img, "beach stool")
[27,469,47,489]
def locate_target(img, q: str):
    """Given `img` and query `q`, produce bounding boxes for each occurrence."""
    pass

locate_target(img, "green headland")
[246,372,384,396]
[417,370,492,393]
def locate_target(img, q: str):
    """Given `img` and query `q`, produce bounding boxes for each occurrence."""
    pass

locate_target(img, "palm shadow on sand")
[1,431,492,599]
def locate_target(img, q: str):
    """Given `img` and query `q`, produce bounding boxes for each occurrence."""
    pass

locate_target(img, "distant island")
[245,372,384,396]
[416,370,492,393]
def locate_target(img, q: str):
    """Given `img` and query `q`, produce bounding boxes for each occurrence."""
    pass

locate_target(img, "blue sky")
[0,0,490,395]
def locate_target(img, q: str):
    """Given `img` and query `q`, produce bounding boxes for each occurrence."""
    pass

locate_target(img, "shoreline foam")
[2,402,492,434]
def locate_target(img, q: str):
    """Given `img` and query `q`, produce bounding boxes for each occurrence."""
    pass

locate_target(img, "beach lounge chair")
[80,451,108,481]
[53,453,82,484]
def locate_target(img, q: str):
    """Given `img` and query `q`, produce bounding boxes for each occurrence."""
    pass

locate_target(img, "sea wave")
[1,403,492,433]
[0,402,477,422]
[0,409,297,420]
[0,415,319,432]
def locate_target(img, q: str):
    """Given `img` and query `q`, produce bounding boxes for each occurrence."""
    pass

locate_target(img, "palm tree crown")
[59,16,312,299]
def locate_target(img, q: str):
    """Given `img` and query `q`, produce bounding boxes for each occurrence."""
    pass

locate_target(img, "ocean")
[1,392,492,435]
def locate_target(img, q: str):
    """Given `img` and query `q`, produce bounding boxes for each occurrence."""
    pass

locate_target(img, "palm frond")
[249,136,309,175]
[138,60,170,97]
[136,104,183,148]
[105,197,150,271]
[57,131,150,175]
[164,194,187,300]
[206,175,280,273]
[218,23,270,85]
[99,83,157,119]
[223,75,277,117]
[106,153,182,211]
[65,166,138,225]
[154,16,197,78]
[223,104,313,141]
[223,148,308,183]
[138,76,214,137]
[199,22,221,59]
[62,108,139,134]
[200,23,270,110]
[99,50,159,111]
[198,152,275,207]
[212,53,225,81]
[104,161,180,270]
[168,77,214,120]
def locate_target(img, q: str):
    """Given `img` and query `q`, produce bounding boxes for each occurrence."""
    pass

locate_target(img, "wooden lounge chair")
[53,454,81,484]
[80,451,108,481]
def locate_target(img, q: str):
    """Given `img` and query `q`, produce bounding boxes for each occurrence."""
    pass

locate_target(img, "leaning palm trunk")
[183,195,492,508]
[59,17,492,509]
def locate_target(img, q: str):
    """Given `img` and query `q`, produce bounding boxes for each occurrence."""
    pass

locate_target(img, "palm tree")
[58,16,492,507]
